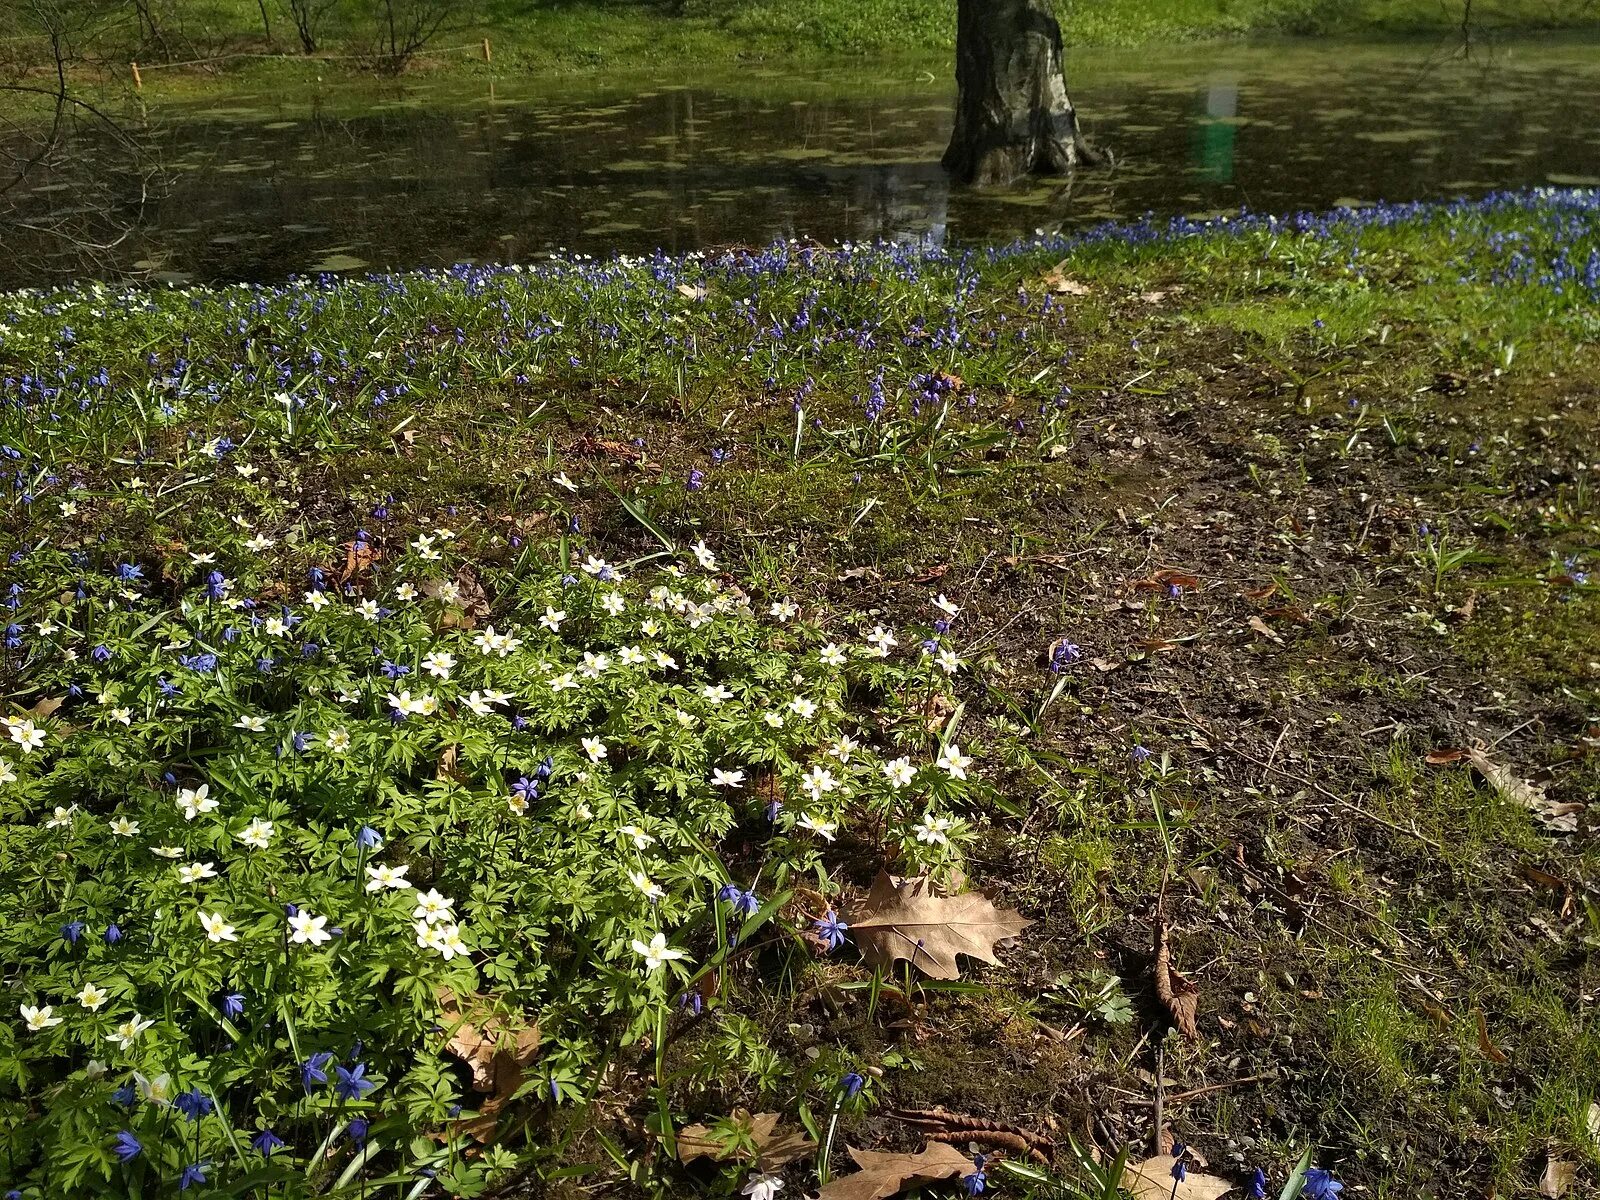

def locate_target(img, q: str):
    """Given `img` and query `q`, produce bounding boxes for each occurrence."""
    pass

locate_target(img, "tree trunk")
[942,0,1104,185]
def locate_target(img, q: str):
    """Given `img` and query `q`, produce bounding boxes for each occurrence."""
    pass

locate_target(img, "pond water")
[6,35,1600,287]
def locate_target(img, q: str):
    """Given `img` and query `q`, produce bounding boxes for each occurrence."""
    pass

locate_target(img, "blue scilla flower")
[356,825,382,850]
[346,1117,369,1145]
[839,1071,864,1098]
[1302,1169,1343,1199]
[112,1131,142,1163]
[1247,1167,1268,1199]
[300,1051,334,1092]
[334,1063,376,1101]
[111,1084,136,1107]
[961,1154,988,1195]
[220,992,245,1020]
[1049,640,1081,671]
[104,924,122,944]
[177,1161,209,1190]
[61,921,85,944]
[677,990,703,1015]
[175,1088,213,1122]
[90,644,111,664]
[251,1129,285,1156]
[814,910,849,951]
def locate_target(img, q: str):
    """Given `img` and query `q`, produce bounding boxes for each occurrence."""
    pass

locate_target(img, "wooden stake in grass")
[130,61,142,90]
[481,38,492,63]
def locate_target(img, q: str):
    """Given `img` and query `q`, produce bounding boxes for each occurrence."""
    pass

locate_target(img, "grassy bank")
[8,0,1600,87]
[2,191,1599,1199]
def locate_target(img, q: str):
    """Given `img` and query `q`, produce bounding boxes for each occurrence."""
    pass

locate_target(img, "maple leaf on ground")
[677,1110,816,1172]
[1123,1156,1234,1199]
[816,1143,975,1200]
[843,871,1032,981]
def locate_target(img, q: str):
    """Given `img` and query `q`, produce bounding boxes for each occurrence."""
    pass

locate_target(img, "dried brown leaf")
[438,988,541,1096]
[1466,747,1548,811]
[28,695,63,719]
[1473,1007,1509,1064]
[844,872,1031,981]
[1041,263,1092,295]
[340,539,380,582]
[1153,898,1200,1042]
[1540,1157,1576,1198]
[1122,1156,1234,1199]
[816,1142,974,1200]
[678,1110,816,1171]
[1430,746,1582,830]
[1246,615,1283,645]
[425,566,492,629]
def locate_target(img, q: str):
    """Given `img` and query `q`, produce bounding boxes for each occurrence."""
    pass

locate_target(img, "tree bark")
[942,0,1104,185]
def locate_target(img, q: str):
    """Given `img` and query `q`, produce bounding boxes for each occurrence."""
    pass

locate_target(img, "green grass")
[10,0,1599,88]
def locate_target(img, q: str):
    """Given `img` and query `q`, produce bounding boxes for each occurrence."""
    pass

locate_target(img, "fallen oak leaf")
[1122,1156,1234,1199]
[844,871,1031,981]
[1153,894,1200,1042]
[1246,615,1283,645]
[340,539,380,582]
[28,695,64,719]
[1132,568,1203,592]
[437,988,541,1096]
[1040,261,1092,295]
[816,1142,975,1200]
[677,1110,816,1171]
[1465,746,1548,812]
[425,565,492,629]
[1540,1156,1576,1198]
[1432,745,1581,831]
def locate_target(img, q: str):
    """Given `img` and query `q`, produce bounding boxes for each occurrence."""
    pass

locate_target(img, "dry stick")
[1126,1073,1276,1107]
[1151,1041,1166,1156]
[1260,720,1292,783]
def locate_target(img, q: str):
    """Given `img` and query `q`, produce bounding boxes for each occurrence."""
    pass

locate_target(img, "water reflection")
[4,35,1599,286]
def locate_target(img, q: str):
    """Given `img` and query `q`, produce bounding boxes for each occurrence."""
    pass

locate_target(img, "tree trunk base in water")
[942,0,1108,186]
